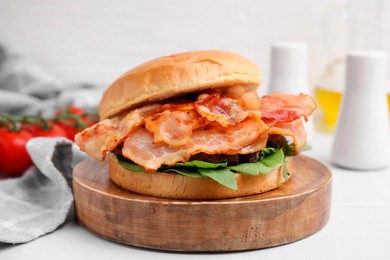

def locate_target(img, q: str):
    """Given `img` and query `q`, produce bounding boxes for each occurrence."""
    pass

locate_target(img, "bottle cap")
[269,42,308,94]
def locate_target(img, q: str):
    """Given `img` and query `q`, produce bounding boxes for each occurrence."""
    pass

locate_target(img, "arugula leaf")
[300,144,312,153]
[174,160,227,169]
[198,168,237,190]
[118,158,145,172]
[281,143,312,156]
[261,148,284,168]
[228,148,284,175]
[228,162,268,175]
[283,158,290,182]
[281,143,296,156]
[261,147,278,156]
[164,168,202,178]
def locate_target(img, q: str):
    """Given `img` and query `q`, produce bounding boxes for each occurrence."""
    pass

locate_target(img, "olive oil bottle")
[315,58,390,132]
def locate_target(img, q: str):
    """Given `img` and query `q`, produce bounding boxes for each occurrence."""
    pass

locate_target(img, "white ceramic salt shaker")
[268,41,308,95]
[332,50,390,170]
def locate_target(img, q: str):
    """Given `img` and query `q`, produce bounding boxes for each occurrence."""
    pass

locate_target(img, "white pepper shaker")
[268,41,308,95]
[332,50,390,170]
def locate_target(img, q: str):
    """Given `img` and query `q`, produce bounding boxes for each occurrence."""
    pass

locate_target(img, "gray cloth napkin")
[0,137,87,244]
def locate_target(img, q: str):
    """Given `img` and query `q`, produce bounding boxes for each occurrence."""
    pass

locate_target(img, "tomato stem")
[0,114,19,132]
[0,106,98,133]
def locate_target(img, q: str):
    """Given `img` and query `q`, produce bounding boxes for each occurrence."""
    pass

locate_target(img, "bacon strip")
[75,104,160,160]
[122,116,268,171]
[269,119,307,154]
[144,109,208,146]
[261,93,316,124]
[194,93,248,127]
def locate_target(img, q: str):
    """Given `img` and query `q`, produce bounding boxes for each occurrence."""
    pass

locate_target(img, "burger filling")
[75,86,316,190]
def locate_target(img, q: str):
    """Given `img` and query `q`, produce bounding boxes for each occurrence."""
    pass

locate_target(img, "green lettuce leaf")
[228,148,284,175]
[282,143,312,156]
[299,144,312,153]
[118,158,145,172]
[199,168,237,190]
[164,168,202,178]
[283,158,290,182]
[115,148,286,190]
[174,160,227,169]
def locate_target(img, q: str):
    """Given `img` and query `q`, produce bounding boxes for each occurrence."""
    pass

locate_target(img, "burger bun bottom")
[108,153,292,200]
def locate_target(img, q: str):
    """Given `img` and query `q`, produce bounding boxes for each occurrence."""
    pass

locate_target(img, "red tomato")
[55,105,86,118]
[55,105,98,141]
[56,124,80,141]
[29,123,68,138]
[67,105,85,115]
[0,128,33,176]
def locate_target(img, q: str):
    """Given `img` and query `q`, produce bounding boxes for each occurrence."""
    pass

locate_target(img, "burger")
[75,50,316,200]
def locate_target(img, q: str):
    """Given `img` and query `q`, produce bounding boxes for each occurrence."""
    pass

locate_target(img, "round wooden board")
[73,155,332,252]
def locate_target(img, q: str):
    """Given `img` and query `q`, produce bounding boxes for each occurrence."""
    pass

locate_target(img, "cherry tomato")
[67,105,85,115]
[55,106,98,141]
[0,128,33,176]
[28,123,68,138]
[57,124,79,141]
[54,118,81,141]
[55,105,86,118]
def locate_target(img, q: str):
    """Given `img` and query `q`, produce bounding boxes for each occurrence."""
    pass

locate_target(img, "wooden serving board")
[73,155,332,252]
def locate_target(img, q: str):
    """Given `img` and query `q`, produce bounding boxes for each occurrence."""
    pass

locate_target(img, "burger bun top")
[99,50,262,119]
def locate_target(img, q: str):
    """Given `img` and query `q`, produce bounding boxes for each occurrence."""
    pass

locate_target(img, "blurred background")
[0,0,389,131]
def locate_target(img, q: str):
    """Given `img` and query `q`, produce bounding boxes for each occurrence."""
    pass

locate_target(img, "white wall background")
[0,0,350,93]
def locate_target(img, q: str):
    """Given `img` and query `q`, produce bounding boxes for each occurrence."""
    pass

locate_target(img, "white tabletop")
[1,132,389,260]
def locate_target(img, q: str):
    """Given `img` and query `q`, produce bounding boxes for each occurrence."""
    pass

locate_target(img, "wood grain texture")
[73,155,332,252]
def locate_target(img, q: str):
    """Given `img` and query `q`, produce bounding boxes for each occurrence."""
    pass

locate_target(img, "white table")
[1,132,389,260]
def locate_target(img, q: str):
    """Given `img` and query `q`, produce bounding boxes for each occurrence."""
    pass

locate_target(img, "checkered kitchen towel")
[0,137,87,244]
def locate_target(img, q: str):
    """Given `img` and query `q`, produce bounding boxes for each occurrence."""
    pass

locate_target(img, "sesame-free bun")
[99,50,262,119]
[108,153,292,200]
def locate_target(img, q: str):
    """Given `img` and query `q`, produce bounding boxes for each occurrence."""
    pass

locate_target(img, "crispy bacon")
[75,104,160,160]
[75,91,316,169]
[194,93,248,127]
[75,118,121,161]
[145,109,208,146]
[261,93,316,124]
[122,116,268,171]
[269,119,307,154]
